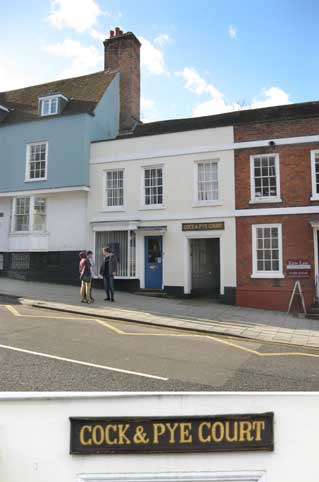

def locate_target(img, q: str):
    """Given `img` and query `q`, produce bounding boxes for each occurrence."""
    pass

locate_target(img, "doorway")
[191,238,220,297]
[144,236,163,289]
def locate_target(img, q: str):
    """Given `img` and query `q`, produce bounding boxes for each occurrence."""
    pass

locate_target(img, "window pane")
[197,161,218,202]
[28,143,47,180]
[95,231,130,277]
[105,170,124,207]
[144,168,163,205]
[253,155,278,199]
[254,226,280,273]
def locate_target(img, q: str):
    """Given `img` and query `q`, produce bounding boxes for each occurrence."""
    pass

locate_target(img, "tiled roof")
[123,101,319,138]
[0,70,116,126]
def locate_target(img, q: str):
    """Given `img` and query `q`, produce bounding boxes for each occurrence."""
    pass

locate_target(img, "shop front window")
[95,230,136,277]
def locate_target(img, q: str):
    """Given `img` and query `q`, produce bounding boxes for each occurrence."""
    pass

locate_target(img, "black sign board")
[70,413,274,455]
[182,222,225,231]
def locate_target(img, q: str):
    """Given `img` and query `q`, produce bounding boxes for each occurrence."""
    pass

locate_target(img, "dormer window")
[42,97,58,116]
[38,94,69,117]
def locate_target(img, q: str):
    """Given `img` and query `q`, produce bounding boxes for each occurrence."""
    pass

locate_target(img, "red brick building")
[235,103,319,311]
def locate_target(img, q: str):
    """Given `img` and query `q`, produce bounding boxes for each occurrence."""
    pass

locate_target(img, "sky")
[1,0,318,122]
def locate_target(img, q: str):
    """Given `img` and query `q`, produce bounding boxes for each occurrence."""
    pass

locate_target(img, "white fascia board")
[91,134,319,165]
[236,205,319,217]
[38,93,69,102]
[90,211,235,224]
[0,185,90,197]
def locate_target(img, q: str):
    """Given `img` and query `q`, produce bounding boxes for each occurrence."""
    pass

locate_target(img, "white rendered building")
[89,124,237,303]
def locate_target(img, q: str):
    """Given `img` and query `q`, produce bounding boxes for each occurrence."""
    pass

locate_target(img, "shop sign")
[70,413,274,455]
[182,222,225,231]
[286,259,311,278]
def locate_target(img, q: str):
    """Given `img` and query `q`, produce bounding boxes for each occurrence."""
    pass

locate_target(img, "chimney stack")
[104,28,141,132]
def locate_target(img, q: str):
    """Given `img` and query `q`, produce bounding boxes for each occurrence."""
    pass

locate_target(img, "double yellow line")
[5,304,319,359]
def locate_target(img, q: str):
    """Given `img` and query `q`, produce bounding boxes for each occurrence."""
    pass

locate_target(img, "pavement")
[0,277,319,348]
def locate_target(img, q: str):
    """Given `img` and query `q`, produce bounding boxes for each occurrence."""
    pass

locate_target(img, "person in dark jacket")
[79,251,92,303]
[100,246,117,302]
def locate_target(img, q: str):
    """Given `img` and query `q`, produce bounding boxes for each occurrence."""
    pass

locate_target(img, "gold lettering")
[180,423,192,443]
[80,425,92,446]
[153,423,166,444]
[118,424,131,445]
[239,421,254,442]
[252,421,265,441]
[92,425,104,445]
[225,421,238,442]
[198,422,211,443]
[211,422,225,442]
[165,423,179,444]
[105,424,118,445]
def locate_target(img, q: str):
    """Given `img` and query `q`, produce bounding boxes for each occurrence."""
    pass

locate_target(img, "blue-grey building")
[0,29,141,283]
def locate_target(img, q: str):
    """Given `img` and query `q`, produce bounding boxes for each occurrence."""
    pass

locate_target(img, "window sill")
[101,207,126,213]
[251,273,284,279]
[310,196,319,202]
[10,231,48,237]
[24,178,48,183]
[192,202,222,208]
[249,198,282,204]
[139,205,165,211]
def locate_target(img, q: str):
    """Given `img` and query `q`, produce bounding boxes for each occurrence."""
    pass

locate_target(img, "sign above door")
[70,412,274,455]
[182,222,225,231]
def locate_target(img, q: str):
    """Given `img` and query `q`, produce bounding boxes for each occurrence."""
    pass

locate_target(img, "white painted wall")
[0,198,12,251]
[0,393,317,482]
[89,127,236,290]
[0,191,88,252]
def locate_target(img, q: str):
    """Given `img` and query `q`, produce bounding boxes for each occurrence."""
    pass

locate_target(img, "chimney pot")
[110,30,114,38]
[115,26,121,36]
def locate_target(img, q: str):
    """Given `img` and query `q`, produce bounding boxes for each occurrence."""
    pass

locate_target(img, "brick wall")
[236,214,317,311]
[235,143,319,209]
[234,117,319,142]
[104,32,141,132]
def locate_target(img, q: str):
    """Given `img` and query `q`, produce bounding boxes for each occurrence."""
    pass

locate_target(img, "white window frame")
[140,164,165,210]
[11,196,47,234]
[38,94,67,116]
[25,141,48,182]
[310,150,319,200]
[102,168,125,212]
[193,159,221,207]
[250,153,281,204]
[251,223,284,279]
[78,471,266,482]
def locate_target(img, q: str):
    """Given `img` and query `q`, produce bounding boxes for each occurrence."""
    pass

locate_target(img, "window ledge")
[101,207,126,213]
[310,196,319,201]
[139,205,165,211]
[192,202,222,208]
[249,198,282,204]
[251,273,285,279]
[24,178,48,183]
[9,231,48,237]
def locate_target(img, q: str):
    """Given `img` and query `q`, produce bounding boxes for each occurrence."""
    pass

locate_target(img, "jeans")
[103,274,114,300]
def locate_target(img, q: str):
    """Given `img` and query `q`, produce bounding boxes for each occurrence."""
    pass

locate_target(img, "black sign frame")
[182,222,225,231]
[70,412,274,455]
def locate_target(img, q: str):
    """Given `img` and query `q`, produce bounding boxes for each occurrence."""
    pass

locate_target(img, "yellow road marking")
[5,304,95,322]
[4,305,319,359]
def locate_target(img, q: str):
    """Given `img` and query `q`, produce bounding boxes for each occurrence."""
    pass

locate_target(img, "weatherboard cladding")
[0,70,116,126]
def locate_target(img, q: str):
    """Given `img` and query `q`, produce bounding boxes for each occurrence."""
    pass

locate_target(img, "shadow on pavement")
[0,295,21,305]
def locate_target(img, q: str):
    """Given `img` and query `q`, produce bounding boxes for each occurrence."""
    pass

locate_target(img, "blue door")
[145,236,163,289]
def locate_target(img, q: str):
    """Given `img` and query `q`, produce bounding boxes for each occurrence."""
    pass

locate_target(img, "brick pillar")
[104,29,141,132]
